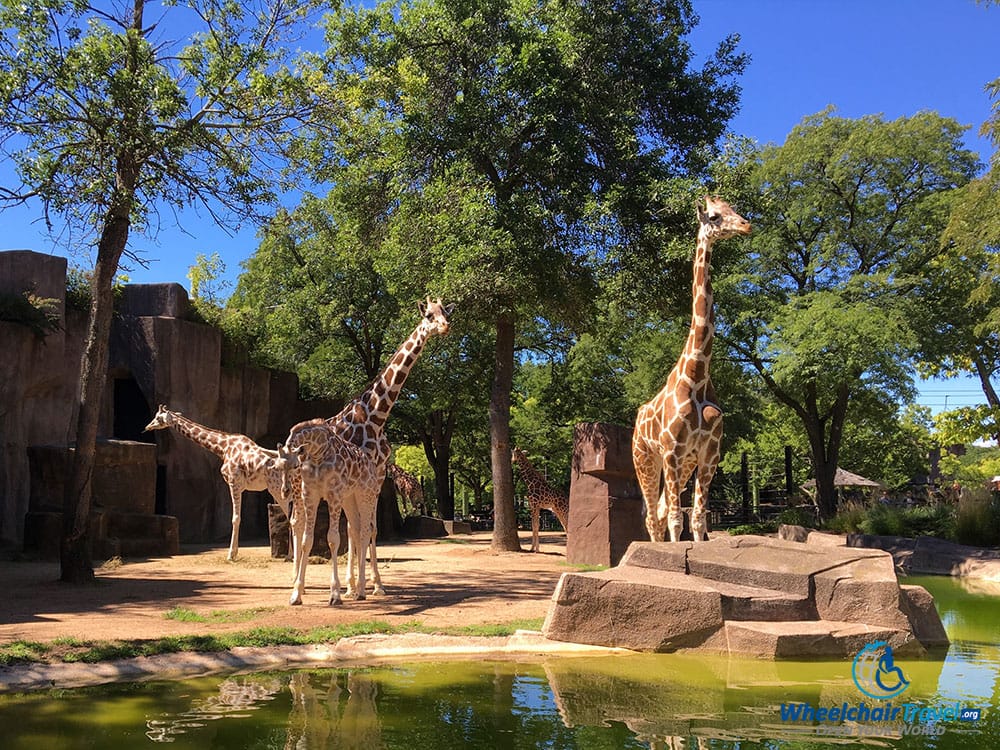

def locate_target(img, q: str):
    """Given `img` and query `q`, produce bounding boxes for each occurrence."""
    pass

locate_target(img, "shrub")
[824,500,868,534]
[952,489,1000,547]
[0,291,60,339]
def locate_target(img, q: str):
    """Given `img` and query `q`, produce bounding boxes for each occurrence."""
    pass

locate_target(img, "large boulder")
[543,534,948,658]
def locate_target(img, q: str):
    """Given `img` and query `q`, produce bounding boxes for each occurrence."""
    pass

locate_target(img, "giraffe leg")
[531,507,540,552]
[290,486,317,606]
[226,483,244,561]
[342,499,366,602]
[692,456,720,543]
[325,499,343,606]
[662,458,685,543]
[632,438,665,542]
[367,500,385,596]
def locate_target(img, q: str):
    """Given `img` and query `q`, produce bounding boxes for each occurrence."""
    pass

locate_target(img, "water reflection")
[0,575,997,750]
[284,671,382,750]
[145,675,282,742]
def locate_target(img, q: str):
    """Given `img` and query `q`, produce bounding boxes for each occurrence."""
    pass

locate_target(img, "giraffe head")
[417,296,454,337]
[697,196,752,241]
[511,446,528,465]
[143,404,177,432]
[272,442,303,470]
[274,443,304,503]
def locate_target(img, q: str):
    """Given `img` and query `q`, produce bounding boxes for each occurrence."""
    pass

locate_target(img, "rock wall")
[0,250,337,552]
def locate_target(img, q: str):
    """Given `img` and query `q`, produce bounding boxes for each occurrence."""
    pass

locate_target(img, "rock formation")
[543,534,948,658]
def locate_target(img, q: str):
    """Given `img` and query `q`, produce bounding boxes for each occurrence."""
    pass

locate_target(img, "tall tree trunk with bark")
[60,210,130,582]
[489,312,520,551]
[422,409,456,519]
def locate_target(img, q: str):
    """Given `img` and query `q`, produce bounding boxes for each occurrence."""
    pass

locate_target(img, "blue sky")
[2,0,997,413]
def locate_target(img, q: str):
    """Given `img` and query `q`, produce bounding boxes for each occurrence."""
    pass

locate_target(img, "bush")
[952,489,1000,548]
[0,291,60,339]
[776,506,818,528]
[824,500,868,534]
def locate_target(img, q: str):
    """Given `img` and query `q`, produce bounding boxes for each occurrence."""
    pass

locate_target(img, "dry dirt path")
[0,532,572,645]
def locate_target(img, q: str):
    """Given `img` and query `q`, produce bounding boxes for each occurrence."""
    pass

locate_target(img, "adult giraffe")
[632,196,751,542]
[284,297,453,604]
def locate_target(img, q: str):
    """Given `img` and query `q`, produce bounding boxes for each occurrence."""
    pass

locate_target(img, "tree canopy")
[714,110,980,517]
[0,0,322,580]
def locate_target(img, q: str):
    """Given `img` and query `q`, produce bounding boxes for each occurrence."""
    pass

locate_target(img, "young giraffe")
[632,196,751,543]
[387,462,424,512]
[284,298,454,605]
[143,405,301,560]
[511,447,569,553]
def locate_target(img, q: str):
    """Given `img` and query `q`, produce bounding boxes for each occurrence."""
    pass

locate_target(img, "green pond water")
[1,574,998,748]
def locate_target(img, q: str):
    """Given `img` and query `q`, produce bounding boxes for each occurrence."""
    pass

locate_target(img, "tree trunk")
[60,0,143,584]
[489,312,520,551]
[423,409,456,520]
[805,383,849,520]
[60,218,130,582]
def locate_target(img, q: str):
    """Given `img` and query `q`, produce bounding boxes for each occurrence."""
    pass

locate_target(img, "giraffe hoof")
[328,595,342,607]
[371,585,386,597]
[289,596,302,606]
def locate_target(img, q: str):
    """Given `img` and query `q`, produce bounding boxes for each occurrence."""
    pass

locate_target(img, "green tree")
[313,0,747,550]
[716,110,979,518]
[0,0,320,581]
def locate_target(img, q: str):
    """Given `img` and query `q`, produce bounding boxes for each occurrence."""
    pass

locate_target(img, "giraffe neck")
[680,231,715,382]
[166,413,232,458]
[354,323,432,432]
[515,455,550,491]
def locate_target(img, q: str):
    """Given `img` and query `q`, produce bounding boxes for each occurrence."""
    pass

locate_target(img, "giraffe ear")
[443,303,455,317]
[417,299,427,315]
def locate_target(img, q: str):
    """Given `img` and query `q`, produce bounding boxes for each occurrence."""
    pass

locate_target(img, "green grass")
[0,641,50,666]
[559,561,608,572]
[0,618,546,667]
[164,606,279,624]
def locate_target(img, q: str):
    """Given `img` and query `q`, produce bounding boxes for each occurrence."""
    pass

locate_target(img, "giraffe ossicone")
[631,196,751,543]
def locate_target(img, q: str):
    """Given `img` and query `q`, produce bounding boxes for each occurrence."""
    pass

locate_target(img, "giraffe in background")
[632,196,751,542]
[387,462,424,513]
[511,447,569,553]
[143,405,300,560]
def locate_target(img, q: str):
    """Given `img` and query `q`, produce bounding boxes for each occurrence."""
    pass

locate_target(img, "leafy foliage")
[713,109,980,517]
[0,291,60,338]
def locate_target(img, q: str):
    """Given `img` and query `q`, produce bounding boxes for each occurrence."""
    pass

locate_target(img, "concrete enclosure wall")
[0,250,337,551]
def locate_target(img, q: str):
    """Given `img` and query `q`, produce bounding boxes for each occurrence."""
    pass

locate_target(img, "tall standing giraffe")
[284,297,453,605]
[511,447,569,553]
[632,196,751,542]
[144,405,300,560]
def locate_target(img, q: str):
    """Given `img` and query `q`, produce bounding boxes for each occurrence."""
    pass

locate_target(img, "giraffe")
[143,405,301,561]
[281,425,381,606]
[284,297,454,604]
[511,447,570,553]
[631,196,751,543]
[387,462,424,512]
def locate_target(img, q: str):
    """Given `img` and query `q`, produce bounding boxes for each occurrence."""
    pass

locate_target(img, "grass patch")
[429,618,544,637]
[0,641,50,666]
[559,561,608,572]
[164,606,278,624]
[435,538,471,544]
[0,617,546,667]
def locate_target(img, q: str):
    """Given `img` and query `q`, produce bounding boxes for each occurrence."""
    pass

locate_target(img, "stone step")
[702,619,924,659]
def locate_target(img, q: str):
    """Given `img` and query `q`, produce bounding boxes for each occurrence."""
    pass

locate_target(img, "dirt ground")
[0,532,572,646]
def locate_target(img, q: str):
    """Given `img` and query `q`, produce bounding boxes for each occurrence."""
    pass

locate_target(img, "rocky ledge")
[542,535,948,658]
